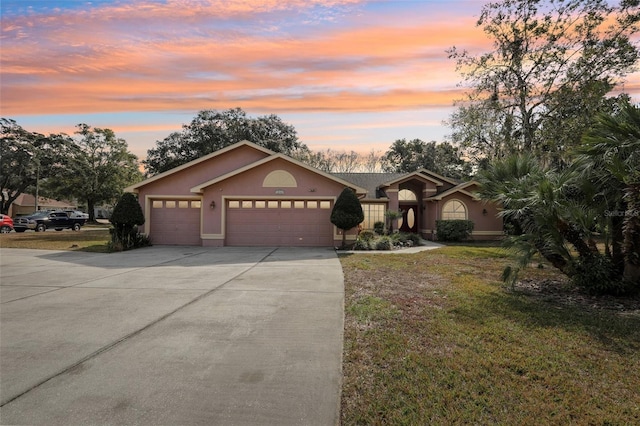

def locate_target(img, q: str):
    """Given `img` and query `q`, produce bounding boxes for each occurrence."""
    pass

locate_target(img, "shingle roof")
[331,173,405,199]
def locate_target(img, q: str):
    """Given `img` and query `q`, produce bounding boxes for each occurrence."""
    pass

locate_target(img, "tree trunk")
[87,199,96,223]
[534,239,572,277]
[623,183,640,284]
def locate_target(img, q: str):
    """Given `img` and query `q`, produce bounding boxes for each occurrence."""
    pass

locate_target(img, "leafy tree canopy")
[45,124,143,222]
[382,139,472,179]
[144,108,308,175]
[448,0,639,168]
[0,118,72,215]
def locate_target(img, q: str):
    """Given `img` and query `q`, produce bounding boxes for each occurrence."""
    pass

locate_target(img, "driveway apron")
[0,246,344,425]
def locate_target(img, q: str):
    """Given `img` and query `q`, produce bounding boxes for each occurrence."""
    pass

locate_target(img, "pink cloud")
[2,0,637,120]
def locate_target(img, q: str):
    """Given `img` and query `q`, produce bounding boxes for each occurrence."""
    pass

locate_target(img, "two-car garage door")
[225,199,334,247]
[149,198,335,247]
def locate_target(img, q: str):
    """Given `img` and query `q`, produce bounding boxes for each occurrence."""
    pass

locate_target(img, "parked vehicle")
[64,210,89,219]
[0,214,14,233]
[13,211,87,232]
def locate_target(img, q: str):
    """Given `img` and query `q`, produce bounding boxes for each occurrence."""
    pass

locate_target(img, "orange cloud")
[2,0,638,121]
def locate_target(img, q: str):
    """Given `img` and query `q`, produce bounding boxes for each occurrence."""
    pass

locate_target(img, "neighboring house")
[124,140,503,247]
[7,193,77,217]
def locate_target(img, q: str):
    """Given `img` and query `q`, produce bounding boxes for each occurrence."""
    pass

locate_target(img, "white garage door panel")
[150,201,201,245]
[226,201,333,247]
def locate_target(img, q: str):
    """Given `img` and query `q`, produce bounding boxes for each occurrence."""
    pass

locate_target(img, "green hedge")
[436,220,474,242]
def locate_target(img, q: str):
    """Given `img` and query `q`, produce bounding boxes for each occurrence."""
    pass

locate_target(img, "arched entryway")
[398,189,418,233]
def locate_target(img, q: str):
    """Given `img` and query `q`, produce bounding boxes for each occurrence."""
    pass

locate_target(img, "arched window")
[262,170,297,187]
[399,189,417,201]
[442,199,467,220]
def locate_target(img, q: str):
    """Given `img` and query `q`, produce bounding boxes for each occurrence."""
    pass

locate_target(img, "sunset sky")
[2,0,639,161]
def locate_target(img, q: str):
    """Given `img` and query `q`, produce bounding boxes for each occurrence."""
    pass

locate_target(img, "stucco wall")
[425,192,503,240]
[135,145,269,234]
[199,158,347,240]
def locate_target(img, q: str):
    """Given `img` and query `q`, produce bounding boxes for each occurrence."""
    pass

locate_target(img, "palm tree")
[577,101,640,284]
[477,101,640,293]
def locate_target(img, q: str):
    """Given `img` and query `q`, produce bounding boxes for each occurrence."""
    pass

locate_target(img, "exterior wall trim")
[201,234,224,240]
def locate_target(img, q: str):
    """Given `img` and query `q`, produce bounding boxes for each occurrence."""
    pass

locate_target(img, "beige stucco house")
[124,140,503,246]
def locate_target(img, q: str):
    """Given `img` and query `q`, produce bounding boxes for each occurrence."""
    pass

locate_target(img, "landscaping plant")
[331,187,364,249]
[109,192,151,251]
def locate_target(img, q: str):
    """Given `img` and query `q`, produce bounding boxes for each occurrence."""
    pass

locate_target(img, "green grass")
[340,245,640,425]
[0,229,111,252]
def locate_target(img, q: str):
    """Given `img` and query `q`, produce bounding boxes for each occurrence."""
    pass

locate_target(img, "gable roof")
[334,169,462,200]
[425,181,481,201]
[191,153,367,194]
[10,193,76,209]
[414,169,461,186]
[124,140,274,192]
[379,170,445,188]
[331,173,405,199]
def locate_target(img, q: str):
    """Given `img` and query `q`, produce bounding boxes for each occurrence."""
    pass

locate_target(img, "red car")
[0,214,14,233]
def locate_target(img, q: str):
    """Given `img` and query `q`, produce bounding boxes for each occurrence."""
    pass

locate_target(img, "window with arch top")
[398,189,417,201]
[442,199,467,220]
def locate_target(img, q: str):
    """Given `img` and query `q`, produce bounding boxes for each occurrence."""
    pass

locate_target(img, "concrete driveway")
[0,246,344,425]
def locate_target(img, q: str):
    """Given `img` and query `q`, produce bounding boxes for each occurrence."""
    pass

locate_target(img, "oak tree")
[448,0,639,167]
[144,108,308,175]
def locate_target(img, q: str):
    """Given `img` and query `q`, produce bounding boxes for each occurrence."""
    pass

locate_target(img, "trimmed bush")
[331,188,364,249]
[109,192,151,251]
[436,220,474,242]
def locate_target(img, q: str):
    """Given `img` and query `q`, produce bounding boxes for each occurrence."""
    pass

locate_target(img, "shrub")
[373,221,385,235]
[109,192,151,251]
[392,232,420,246]
[375,236,393,251]
[359,230,375,242]
[572,255,633,296]
[436,220,474,242]
[353,237,372,251]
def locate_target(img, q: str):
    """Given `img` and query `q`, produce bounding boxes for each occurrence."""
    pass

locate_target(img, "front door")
[399,205,418,233]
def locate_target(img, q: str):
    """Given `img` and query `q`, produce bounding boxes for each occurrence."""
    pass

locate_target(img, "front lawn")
[340,246,640,424]
[0,229,111,252]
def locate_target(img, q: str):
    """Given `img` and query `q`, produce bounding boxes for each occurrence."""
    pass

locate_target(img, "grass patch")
[0,229,111,252]
[340,245,640,424]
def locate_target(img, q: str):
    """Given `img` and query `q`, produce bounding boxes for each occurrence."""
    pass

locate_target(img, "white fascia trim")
[381,171,444,188]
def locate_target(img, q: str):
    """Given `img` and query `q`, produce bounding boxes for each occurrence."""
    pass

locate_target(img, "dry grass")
[340,245,640,425]
[0,229,110,252]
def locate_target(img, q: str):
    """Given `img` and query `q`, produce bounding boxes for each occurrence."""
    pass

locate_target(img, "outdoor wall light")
[210,201,216,209]
[482,208,488,216]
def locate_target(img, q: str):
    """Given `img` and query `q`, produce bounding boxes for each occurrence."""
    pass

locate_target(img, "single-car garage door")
[149,199,201,245]
[226,199,334,247]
